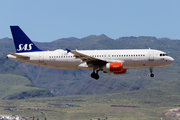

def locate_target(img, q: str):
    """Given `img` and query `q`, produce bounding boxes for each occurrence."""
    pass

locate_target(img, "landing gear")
[150,68,154,78]
[150,73,154,77]
[91,70,99,80]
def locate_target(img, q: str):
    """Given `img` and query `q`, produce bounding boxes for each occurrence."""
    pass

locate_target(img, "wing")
[66,49,107,67]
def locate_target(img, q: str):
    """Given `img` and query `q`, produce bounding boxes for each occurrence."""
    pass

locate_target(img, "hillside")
[0,81,180,119]
[0,35,180,96]
[0,74,53,100]
[0,51,53,99]
[0,52,27,76]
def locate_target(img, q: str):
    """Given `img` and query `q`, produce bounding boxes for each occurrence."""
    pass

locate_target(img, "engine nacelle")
[113,68,126,74]
[103,68,127,74]
[103,62,123,72]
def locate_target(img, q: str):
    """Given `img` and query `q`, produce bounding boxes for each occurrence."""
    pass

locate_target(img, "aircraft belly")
[124,60,155,68]
[67,59,81,68]
[45,59,80,69]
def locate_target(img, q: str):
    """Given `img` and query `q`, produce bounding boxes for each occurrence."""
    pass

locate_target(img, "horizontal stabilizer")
[8,53,29,58]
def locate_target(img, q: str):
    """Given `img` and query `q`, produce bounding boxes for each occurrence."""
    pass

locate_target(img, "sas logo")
[17,43,33,51]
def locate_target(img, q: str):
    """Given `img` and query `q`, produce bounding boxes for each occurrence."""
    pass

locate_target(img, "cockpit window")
[160,53,167,56]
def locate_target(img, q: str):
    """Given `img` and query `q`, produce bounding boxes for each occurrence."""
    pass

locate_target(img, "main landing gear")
[91,70,99,80]
[150,68,154,78]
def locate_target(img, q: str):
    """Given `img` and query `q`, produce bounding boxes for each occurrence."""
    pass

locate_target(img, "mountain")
[0,35,180,97]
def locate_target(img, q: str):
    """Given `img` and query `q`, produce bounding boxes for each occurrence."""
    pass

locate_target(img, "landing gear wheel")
[91,70,100,80]
[91,72,96,78]
[149,68,154,78]
[150,74,154,77]
[94,74,99,80]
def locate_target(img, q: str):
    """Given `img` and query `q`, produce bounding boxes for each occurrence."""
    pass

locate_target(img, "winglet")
[66,48,71,53]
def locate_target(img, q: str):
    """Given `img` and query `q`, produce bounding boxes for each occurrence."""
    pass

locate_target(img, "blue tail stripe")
[10,26,42,53]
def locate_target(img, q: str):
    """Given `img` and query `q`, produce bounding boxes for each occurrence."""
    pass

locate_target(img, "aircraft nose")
[167,57,174,65]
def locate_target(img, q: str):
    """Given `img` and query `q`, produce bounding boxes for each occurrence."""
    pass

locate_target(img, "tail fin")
[10,26,42,53]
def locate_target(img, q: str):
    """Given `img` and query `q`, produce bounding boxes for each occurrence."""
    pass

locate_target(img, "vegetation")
[0,81,179,119]
[0,74,53,100]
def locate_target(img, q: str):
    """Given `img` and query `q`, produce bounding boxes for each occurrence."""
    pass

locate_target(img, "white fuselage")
[7,49,174,71]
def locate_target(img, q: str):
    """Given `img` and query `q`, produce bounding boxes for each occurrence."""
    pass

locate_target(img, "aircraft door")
[103,54,107,60]
[149,50,154,61]
[39,53,44,63]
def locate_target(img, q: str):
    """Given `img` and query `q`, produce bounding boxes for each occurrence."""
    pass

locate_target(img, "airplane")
[7,26,174,80]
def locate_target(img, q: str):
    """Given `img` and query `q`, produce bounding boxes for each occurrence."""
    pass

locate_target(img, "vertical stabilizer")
[10,26,42,53]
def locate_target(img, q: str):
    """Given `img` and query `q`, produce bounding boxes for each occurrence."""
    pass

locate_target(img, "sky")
[1,0,180,42]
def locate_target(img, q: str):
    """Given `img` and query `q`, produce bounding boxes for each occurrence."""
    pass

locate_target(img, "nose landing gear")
[150,68,154,77]
[91,70,99,80]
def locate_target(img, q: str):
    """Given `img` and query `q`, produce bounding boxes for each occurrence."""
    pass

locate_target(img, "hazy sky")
[1,0,180,42]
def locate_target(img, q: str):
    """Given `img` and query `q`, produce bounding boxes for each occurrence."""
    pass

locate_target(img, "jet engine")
[103,62,126,74]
